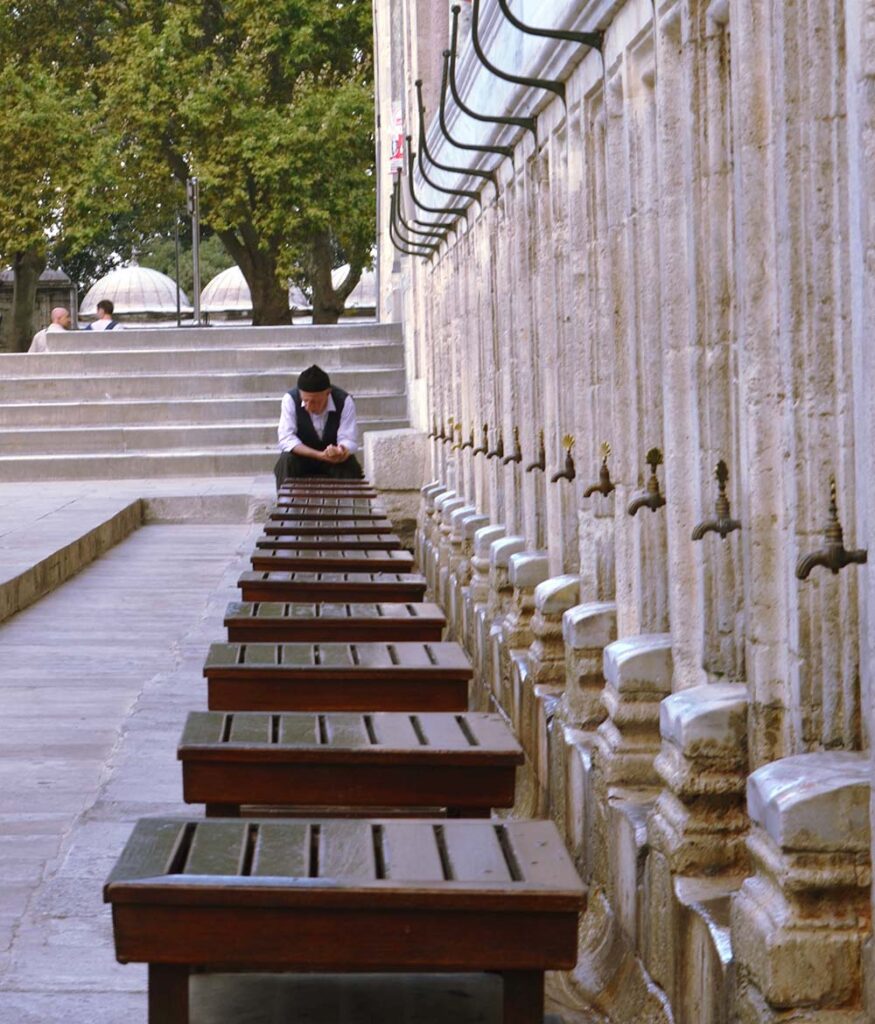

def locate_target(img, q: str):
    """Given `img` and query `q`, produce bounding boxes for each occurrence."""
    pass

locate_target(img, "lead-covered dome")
[80,264,192,317]
[201,265,252,313]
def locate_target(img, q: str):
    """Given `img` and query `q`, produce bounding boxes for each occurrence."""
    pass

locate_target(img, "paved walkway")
[0,500,571,1023]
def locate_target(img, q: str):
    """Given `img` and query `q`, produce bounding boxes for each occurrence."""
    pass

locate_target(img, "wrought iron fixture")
[628,448,666,515]
[390,192,440,254]
[796,478,868,579]
[448,7,535,138]
[692,460,741,540]
[495,0,603,50]
[502,426,522,465]
[406,144,467,219]
[388,219,433,259]
[487,431,505,460]
[415,78,497,187]
[409,134,481,204]
[471,0,566,105]
[439,49,514,160]
[583,442,616,497]
[526,429,546,473]
[551,435,576,483]
[393,180,450,242]
[472,423,489,456]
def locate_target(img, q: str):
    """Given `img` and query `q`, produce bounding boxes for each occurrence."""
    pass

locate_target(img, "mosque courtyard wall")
[375,0,875,1020]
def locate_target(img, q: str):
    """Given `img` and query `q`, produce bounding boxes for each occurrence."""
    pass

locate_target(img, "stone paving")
[0,484,569,1023]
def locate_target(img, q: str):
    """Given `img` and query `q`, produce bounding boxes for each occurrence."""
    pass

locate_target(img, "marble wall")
[374,0,875,1020]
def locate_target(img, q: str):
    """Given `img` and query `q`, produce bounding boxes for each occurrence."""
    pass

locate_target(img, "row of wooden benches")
[104,477,586,1023]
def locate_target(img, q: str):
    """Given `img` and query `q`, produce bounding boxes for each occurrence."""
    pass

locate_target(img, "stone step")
[0,418,410,455]
[0,366,405,402]
[0,447,283,481]
[6,340,404,375]
[42,321,402,352]
[0,393,408,428]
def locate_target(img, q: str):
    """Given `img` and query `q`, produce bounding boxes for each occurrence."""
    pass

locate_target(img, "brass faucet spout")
[551,451,576,483]
[796,477,869,580]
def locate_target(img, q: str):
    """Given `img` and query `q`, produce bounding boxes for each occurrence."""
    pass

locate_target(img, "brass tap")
[487,431,505,460]
[526,429,546,473]
[502,425,523,465]
[428,417,439,440]
[692,460,741,540]
[460,427,474,451]
[628,447,666,516]
[551,435,576,483]
[450,422,464,450]
[472,422,489,456]
[796,477,868,580]
[442,416,455,445]
[583,442,616,497]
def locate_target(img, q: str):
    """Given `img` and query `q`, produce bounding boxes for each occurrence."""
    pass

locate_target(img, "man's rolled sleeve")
[277,393,302,452]
[337,396,359,453]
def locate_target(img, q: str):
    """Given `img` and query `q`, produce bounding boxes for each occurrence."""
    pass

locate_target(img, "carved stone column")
[434,494,468,608]
[643,682,750,1015]
[448,511,490,646]
[732,752,871,1023]
[592,635,673,950]
[467,524,506,706]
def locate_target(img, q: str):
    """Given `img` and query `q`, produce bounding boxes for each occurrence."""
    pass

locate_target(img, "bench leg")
[205,802,240,818]
[501,971,544,1024]
[149,964,189,1024]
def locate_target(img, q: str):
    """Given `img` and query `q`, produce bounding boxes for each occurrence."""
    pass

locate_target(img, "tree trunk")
[217,229,289,326]
[6,248,44,352]
[309,231,362,325]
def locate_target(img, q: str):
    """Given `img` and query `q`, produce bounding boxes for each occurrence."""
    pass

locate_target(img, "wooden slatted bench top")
[277,497,379,509]
[268,505,389,522]
[203,641,471,712]
[254,533,402,552]
[250,549,415,573]
[278,487,378,499]
[264,519,395,536]
[105,816,585,1024]
[238,571,428,603]
[224,601,446,642]
[178,711,522,816]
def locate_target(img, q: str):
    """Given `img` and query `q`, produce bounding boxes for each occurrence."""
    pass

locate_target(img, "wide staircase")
[0,322,408,480]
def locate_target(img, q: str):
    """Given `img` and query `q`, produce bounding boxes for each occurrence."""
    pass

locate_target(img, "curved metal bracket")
[471,0,565,105]
[388,228,431,259]
[402,173,458,233]
[409,133,481,203]
[390,192,440,253]
[448,8,535,138]
[415,78,497,186]
[393,181,449,242]
[439,49,514,159]
[495,0,603,50]
[406,143,467,218]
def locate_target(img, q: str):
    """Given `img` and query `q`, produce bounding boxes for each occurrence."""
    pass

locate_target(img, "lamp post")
[186,177,201,326]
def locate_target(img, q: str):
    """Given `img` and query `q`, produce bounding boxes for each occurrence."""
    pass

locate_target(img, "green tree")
[95,0,375,324]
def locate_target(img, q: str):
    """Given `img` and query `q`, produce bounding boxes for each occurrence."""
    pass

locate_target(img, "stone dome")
[80,264,192,317]
[200,265,252,313]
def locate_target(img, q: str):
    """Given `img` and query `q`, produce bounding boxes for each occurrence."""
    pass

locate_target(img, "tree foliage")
[0,0,375,340]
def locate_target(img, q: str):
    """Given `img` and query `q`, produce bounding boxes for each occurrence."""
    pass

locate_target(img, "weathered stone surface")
[363,428,428,490]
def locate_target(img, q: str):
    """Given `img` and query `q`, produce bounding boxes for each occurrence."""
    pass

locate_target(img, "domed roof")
[201,265,252,313]
[80,263,192,316]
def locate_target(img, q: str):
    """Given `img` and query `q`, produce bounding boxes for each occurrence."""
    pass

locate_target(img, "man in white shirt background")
[85,299,124,331]
[28,307,72,353]
[274,364,363,491]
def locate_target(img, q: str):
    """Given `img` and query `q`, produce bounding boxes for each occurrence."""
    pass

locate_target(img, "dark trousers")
[274,451,364,491]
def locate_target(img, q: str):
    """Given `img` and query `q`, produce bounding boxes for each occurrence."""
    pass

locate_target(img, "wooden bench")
[279,486,379,499]
[268,505,389,522]
[238,571,428,604]
[203,641,471,712]
[276,498,379,510]
[178,710,522,817]
[105,817,586,1024]
[254,532,402,551]
[224,601,446,642]
[264,518,395,536]
[250,549,415,573]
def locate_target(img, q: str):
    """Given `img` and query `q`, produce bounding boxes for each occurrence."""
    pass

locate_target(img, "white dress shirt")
[277,392,359,453]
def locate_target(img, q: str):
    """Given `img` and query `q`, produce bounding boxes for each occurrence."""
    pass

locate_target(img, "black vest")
[288,386,348,451]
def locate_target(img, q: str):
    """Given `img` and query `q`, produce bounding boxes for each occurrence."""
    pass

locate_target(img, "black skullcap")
[297,364,331,391]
